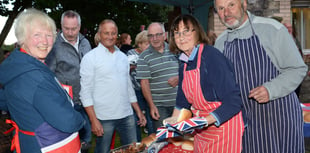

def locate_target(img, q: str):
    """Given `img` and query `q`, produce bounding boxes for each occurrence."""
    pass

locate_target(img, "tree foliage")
[0,0,61,47]
[0,0,173,48]
[54,0,173,47]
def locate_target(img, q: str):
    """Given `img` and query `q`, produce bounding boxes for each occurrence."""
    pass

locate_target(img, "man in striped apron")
[214,0,308,152]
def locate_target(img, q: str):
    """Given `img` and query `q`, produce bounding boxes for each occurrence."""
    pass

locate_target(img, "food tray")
[110,142,146,153]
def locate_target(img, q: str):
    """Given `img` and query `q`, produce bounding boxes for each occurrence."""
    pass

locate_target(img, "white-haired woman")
[127,30,153,141]
[0,8,84,153]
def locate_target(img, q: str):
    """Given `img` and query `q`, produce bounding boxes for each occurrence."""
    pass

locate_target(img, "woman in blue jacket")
[166,14,244,153]
[0,9,84,153]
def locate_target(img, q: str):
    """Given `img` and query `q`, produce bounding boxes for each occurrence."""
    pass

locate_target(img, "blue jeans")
[152,106,174,131]
[74,103,92,143]
[95,115,137,153]
[134,89,155,141]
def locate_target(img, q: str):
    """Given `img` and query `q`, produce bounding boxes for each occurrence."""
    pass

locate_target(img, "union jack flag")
[156,117,208,141]
[156,126,182,141]
[171,117,207,132]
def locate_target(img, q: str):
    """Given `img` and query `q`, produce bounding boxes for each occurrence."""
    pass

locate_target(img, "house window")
[292,8,310,54]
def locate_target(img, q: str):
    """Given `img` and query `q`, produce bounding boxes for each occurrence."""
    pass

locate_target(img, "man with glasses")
[80,19,146,153]
[136,22,179,132]
[45,10,92,153]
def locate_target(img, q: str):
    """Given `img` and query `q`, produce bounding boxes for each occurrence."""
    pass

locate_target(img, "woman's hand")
[163,116,178,125]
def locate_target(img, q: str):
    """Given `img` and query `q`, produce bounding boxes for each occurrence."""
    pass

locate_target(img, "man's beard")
[221,6,246,29]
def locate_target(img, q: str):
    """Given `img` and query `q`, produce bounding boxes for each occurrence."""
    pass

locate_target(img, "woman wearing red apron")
[167,14,245,153]
[0,9,84,153]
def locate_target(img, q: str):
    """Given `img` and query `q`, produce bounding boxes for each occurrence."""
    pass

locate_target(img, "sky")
[0,16,17,45]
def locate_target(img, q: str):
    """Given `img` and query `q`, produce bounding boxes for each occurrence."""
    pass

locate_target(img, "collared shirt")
[179,45,199,62]
[136,42,179,107]
[80,43,137,120]
[61,33,79,52]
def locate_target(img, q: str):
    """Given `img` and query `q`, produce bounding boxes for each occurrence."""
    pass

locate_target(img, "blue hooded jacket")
[0,49,84,153]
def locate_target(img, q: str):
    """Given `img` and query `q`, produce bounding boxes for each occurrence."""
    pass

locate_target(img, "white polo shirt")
[80,43,137,120]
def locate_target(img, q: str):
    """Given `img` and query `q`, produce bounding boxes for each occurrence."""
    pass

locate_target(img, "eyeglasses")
[147,33,164,39]
[173,29,195,38]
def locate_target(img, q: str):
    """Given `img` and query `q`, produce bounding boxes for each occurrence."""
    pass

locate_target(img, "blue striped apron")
[223,19,304,153]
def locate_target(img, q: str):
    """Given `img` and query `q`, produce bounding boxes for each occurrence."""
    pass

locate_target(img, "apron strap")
[4,119,35,153]
[196,43,204,68]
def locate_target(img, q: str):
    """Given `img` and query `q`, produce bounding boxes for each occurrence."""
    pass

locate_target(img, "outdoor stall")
[110,109,204,153]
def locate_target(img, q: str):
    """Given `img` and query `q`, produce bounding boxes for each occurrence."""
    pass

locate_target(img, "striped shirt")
[127,49,141,90]
[136,43,179,106]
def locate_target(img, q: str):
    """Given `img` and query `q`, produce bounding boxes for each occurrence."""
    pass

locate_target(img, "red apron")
[5,119,81,153]
[182,44,244,153]
[4,119,35,153]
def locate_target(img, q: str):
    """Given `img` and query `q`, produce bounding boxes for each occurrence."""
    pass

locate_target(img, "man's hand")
[168,76,179,87]
[249,86,270,103]
[90,119,104,136]
[84,106,104,136]
[140,79,160,120]
[131,102,147,126]
[137,112,147,127]
[150,104,160,120]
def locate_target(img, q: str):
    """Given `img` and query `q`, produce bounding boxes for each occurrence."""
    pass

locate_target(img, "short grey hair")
[15,8,56,46]
[214,0,245,12]
[98,19,118,33]
[147,22,165,34]
[61,10,81,26]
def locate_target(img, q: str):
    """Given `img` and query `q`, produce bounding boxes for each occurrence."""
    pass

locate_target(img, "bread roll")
[177,108,192,122]
[303,110,310,117]
[304,111,310,122]
[163,109,192,125]
[303,110,306,116]
[141,133,156,147]
[181,140,194,151]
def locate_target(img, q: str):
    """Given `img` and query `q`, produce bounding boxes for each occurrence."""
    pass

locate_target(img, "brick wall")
[213,0,292,37]
[274,0,291,24]
[213,13,226,36]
